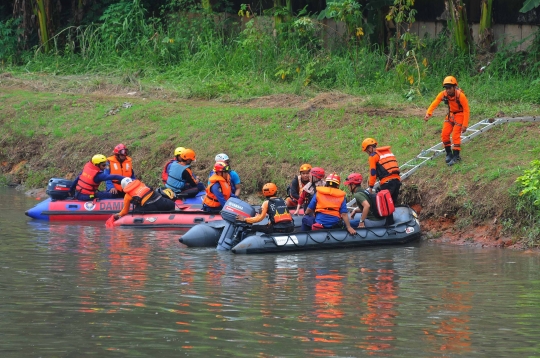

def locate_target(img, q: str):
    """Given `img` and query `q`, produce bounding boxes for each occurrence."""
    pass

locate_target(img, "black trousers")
[133,196,176,213]
[381,179,401,204]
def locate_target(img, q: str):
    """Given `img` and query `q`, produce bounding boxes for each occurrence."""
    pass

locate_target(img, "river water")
[1,187,540,357]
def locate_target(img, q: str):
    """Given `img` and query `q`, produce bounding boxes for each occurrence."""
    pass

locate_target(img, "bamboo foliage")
[34,0,50,52]
[446,0,473,53]
[479,0,493,52]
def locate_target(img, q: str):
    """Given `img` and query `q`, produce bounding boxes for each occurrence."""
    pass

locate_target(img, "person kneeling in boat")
[113,178,175,220]
[292,167,326,215]
[302,173,356,235]
[285,163,312,208]
[344,172,385,228]
[236,183,294,234]
[165,148,205,198]
[202,161,233,213]
[71,154,127,201]
[105,143,136,198]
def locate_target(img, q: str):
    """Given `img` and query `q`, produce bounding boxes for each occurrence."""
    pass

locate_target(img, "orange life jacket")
[76,161,100,195]
[443,88,464,114]
[375,146,400,180]
[107,155,133,191]
[124,180,153,206]
[203,174,232,208]
[314,186,346,218]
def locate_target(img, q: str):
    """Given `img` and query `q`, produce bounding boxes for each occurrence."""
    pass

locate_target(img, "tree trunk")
[446,0,473,53]
[479,0,493,52]
[12,0,35,50]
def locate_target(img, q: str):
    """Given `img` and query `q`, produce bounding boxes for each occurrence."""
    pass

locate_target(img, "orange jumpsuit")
[426,89,470,151]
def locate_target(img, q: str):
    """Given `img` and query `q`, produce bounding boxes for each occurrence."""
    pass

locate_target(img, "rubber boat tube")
[231,206,421,254]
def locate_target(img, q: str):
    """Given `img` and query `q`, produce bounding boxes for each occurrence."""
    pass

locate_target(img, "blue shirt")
[208,170,240,192]
[104,167,136,191]
[71,172,125,193]
[210,183,228,207]
[307,194,348,227]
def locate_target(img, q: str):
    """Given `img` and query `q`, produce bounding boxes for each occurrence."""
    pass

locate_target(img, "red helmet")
[325,172,341,186]
[310,167,325,180]
[262,183,277,197]
[214,161,230,172]
[113,143,128,155]
[344,173,363,185]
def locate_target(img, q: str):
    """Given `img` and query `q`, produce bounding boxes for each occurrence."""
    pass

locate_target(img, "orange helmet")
[443,76,458,87]
[299,163,312,173]
[113,143,128,155]
[310,167,325,180]
[180,148,196,161]
[262,183,277,197]
[325,172,341,186]
[214,161,230,172]
[344,173,363,185]
[362,138,377,152]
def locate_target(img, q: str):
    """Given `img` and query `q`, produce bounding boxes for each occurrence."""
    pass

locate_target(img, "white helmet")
[121,177,133,189]
[215,153,229,162]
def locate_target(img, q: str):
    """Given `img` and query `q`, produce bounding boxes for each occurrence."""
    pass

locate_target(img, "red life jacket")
[76,161,101,195]
[107,155,134,191]
[203,174,232,208]
[314,186,346,218]
[124,180,153,206]
[161,158,175,184]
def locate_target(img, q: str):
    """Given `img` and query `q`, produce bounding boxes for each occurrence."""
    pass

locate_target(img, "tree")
[478,0,493,52]
[446,0,473,54]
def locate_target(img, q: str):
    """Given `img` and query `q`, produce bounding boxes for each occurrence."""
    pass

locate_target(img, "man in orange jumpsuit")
[424,76,470,166]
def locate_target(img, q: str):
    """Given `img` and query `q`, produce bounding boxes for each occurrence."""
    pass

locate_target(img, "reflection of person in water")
[424,282,472,354]
[358,266,398,354]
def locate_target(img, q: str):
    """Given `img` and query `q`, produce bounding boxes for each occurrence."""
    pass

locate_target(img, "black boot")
[448,150,461,166]
[444,146,453,164]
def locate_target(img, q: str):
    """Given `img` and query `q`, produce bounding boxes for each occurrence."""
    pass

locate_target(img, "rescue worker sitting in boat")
[208,153,242,196]
[236,183,294,234]
[202,161,232,213]
[161,146,184,185]
[113,178,176,220]
[105,143,136,198]
[344,172,385,228]
[165,148,205,198]
[292,166,326,215]
[70,154,127,201]
[302,173,356,235]
[285,163,312,207]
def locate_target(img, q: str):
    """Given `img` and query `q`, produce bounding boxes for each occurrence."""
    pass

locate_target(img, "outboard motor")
[46,178,73,201]
[216,198,256,251]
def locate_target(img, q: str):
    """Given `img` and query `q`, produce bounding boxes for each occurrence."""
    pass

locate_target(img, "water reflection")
[3,187,540,356]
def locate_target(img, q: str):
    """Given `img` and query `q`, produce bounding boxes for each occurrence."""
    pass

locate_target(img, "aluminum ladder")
[400,116,539,181]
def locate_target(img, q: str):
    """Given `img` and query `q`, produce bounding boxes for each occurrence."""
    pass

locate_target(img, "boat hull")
[113,205,223,229]
[232,207,421,254]
[25,191,204,221]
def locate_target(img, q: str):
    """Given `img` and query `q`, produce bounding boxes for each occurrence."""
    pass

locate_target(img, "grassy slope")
[1,74,539,243]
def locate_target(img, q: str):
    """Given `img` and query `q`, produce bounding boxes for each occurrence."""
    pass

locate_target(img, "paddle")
[105,215,116,229]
